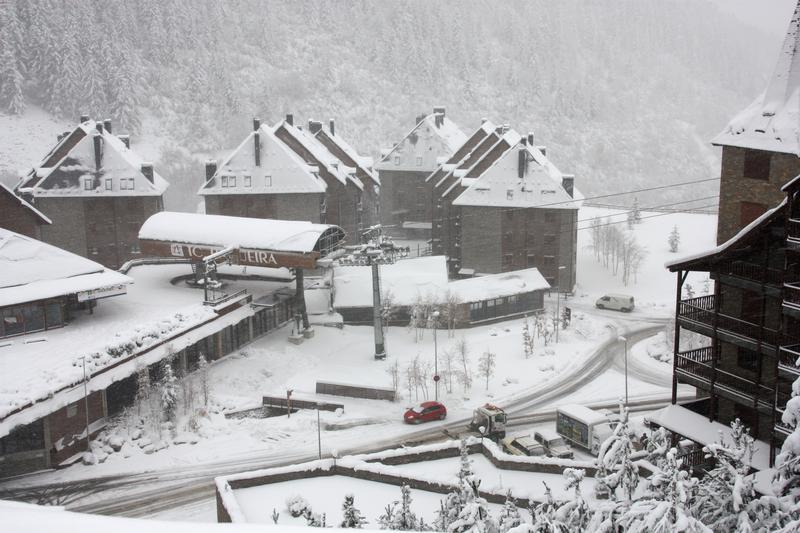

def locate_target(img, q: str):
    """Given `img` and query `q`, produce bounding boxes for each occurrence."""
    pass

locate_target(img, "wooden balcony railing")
[780,344,800,370]
[675,354,775,405]
[678,295,782,346]
[718,260,784,285]
[786,282,800,307]
[789,218,800,241]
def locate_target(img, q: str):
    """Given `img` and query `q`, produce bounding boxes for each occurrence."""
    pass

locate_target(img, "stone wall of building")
[460,206,502,274]
[717,146,800,244]
[0,193,42,239]
[378,169,433,231]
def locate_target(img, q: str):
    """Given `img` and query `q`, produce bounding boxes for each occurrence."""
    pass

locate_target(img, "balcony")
[675,350,774,408]
[678,295,782,348]
[785,282,800,309]
[779,344,800,375]
[717,260,784,286]
[789,218,800,244]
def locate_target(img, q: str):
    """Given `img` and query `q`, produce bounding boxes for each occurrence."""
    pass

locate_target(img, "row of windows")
[1,300,65,339]
[502,253,557,270]
[393,156,424,166]
[89,243,141,255]
[220,175,276,188]
[83,177,136,191]
[468,292,541,322]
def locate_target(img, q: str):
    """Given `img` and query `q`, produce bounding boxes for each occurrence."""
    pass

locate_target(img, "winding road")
[0,309,683,519]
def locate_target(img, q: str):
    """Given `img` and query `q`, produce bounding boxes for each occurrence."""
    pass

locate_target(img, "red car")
[404,401,447,424]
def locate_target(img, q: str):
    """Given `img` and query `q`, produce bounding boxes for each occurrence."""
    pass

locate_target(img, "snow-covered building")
[201,117,377,243]
[332,256,549,326]
[429,124,580,290]
[712,2,800,244]
[0,228,303,476]
[0,182,51,239]
[375,107,467,236]
[664,177,800,468]
[14,117,168,269]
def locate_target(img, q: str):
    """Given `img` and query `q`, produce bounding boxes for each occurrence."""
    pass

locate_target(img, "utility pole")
[338,226,409,360]
[618,336,629,406]
[432,310,440,401]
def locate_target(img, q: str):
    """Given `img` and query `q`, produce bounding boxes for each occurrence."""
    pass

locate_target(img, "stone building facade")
[14,117,168,269]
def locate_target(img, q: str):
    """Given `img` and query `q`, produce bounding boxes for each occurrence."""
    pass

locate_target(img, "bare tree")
[442,347,455,393]
[477,350,496,390]
[438,290,462,337]
[456,338,472,391]
[386,359,400,395]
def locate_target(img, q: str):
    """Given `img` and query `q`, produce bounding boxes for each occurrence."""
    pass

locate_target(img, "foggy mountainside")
[0,0,780,211]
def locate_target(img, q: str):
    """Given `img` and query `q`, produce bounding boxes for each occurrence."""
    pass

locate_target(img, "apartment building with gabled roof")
[375,107,467,236]
[0,182,51,239]
[14,116,168,269]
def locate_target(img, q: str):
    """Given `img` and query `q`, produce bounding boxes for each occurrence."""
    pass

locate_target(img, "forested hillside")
[0,0,781,211]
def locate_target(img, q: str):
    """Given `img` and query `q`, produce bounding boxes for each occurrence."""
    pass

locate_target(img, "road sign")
[433,375,440,382]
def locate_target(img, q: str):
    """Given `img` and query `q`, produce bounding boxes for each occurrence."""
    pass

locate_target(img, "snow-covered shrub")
[286,494,310,517]
[340,494,367,528]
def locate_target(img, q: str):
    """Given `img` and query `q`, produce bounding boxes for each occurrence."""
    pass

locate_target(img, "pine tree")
[497,490,523,532]
[528,482,567,533]
[161,362,179,423]
[618,448,707,533]
[378,502,396,530]
[340,494,366,528]
[595,406,639,502]
[447,479,496,533]
[197,353,210,407]
[522,317,533,359]
[555,468,591,530]
[458,438,474,483]
[632,197,642,224]
[771,374,800,530]
[390,485,419,531]
[668,225,680,253]
[135,367,151,417]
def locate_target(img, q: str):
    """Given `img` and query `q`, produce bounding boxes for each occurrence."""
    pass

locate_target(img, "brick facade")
[717,146,800,244]
[379,169,434,230]
[0,187,45,239]
[46,390,106,465]
[204,193,323,223]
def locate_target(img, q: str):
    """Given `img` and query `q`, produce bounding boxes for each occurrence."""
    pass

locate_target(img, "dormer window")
[244,175,252,187]
[83,178,93,190]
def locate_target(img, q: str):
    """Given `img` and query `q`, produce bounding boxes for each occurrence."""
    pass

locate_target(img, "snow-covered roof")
[0,182,51,224]
[712,3,800,155]
[453,141,582,209]
[274,121,360,189]
[333,256,450,308]
[648,404,770,470]
[447,268,550,302]
[199,125,327,196]
[0,228,132,307]
[375,110,467,171]
[664,198,786,270]
[139,212,345,254]
[313,125,380,187]
[16,119,169,197]
[556,404,610,426]
[425,121,497,185]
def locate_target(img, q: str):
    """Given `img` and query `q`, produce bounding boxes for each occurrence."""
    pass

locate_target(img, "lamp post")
[82,356,91,452]
[432,310,440,401]
[316,402,323,459]
[555,265,567,343]
[618,336,628,406]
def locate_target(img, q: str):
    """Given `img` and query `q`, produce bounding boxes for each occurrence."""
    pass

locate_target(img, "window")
[66,403,78,418]
[506,189,514,200]
[502,254,513,270]
[743,149,770,181]
[394,156,401,166]
[2,308,24,336]
[221,176,229,188]
[265,175,272,187]
[83,178,93,190]
[543,255,555,267]
[544,234,556,245]
[131,242,141,254]
[244,175,252,187]
[229,176,236,187]
[527,254,536,267]
[105,178,113,190]
[119,178,135,190]
[416,156,423,167]
[45,301,63,327]
[89,247,99,255]
[740,201,767,227]
[545,212,556,224]
[22,304,45,333]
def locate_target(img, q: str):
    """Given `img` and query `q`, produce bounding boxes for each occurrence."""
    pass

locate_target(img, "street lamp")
[555,266,567,343]
[618,336,628,406]
[316,402,324,459]
[432,311,440,401]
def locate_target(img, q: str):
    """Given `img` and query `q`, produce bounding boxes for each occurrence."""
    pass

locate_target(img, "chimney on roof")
[57,133,65,142]
[415,113,426,126]
[309,120,322,135]
[433,106,445,127]
[141,163,154,184]
[254,129,261,167]
[527,132,534,146]
[329,119,335,136]
[562,174,575,198]
[118,135,130,149]
[205,160,218,183]
[95,122,104,134]
[253,117,261,131]
[481,117,487,124]
[521,136,528,146]
[80,114,90,123]
[518,148,528,180]
[103,119,112,133]
[285,113,294,126]
[92,131,103,171]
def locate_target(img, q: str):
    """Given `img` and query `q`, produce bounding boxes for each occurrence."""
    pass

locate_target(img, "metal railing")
[204,289,248,306]
[788,218,800,241]
[779,344,800,370]
[785,282,800,307]
[675,354,774,405]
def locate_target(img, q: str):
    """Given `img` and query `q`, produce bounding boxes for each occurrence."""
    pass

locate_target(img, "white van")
[595,294,635,312]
